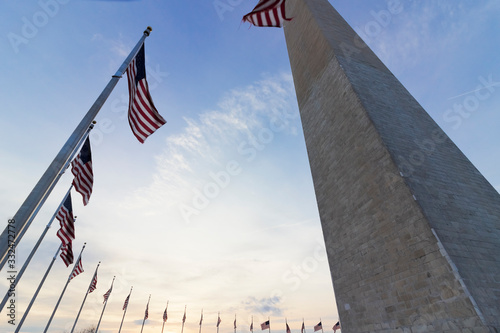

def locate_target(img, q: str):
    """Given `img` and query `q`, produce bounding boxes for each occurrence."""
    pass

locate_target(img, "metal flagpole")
[161,300,169,333]
[181,305,187,333]
[140,294,151,333]
[0,27,153,271]
[0,184,73,312]
[70,261,100,333]
[14,244,62,333]
[95,276,115,332]
[0,123,94,272]
[43,243,86,333]
[199,308,203,333]
[118,286,133,333]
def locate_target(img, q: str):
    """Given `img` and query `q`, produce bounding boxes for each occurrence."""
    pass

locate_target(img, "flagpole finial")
[144,26,152,36]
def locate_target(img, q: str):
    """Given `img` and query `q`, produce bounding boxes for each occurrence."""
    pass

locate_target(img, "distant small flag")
[126,44,166,143]
[71,137,93,206]
[200,310,203,325]
[261,321,270,330]
[301,321,305,333]
[217,313,221,327]
[163,305,168,322]
[60,243,74,267]
[234,316,237,329]
[89,271,98,293]
[332,322,340,332]
[313,322,322,332]
[250,322,253,331]
[103,286,112,303]
[70,256,84,280]
[123,294,130,311]
[56,193,75,246]
[144,302,149,320]
[242,0,292,28]
[286,323,291,333]
[182,306,186,323]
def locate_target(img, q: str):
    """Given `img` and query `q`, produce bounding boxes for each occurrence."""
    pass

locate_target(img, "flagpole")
[0,184,75,313]
[0,27,153,271]
[199,308,203,333]
[14,244,62,333]
[161,300,169,333]
[181,305,187,333]
[140,294,151,333]
[95,276,115,332]
[118,286,133,333]
[43,243,86,333]
[70,261,100,333]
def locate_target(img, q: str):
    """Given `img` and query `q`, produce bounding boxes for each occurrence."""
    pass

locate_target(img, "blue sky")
[1,1,499,332]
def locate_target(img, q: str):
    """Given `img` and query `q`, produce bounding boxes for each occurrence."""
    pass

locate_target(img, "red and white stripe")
[243,0,291,28]
[56,207,74,246]
[127,57,166,143]
[123,294,130,311]
[89,272,98,293]
[103,287,112,303]
[70,256,84,280]
[60,244,74,267]
[71,144,93,206]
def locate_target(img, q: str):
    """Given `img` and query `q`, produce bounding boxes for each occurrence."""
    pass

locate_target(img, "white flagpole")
[0,27,153,271]
[161,300,169,333]
[118,286,133,333]
[140,294,151,333]
[70,261,100,333]
[0,184,74,312]
[95,276,115,332]
[43,243,86,333]
[14,244,62,333]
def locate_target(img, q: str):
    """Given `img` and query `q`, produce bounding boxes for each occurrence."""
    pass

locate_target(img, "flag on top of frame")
[126,44,166,143]
[71,137,93,205]
[243,0,292,28]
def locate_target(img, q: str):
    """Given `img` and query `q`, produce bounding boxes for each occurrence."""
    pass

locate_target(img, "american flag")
[313,322,322,332]
[332,322,340,332]
[199,310,203,325]
[243,0,292,28]
[70,256,84,280]
[60,243,74,267]
[71,137,93,206]
[261,321,270,330]
[286,323,291,333]
[103,286,112,303]
[56,193,75,246]
[217,313,221,327]
[250,321,253,332]
[123,294,130,311]
[144,302,149,320]
[301,321,305,333]
[234,317,237,329]
[182,307,186,323]
[126,44,166,143]
[89,270,98,293]
[163,307,168,322]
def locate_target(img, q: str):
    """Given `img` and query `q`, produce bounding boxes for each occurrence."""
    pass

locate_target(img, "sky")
[0,0,499,332]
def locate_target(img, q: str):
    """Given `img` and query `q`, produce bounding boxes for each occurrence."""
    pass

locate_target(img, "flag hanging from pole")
[89,270,98,293]
[71,137,93,206]
[70,256,84,280]
[144,301,149,320]
[123,294,131,311]
[217,313,221,327]
[286,323,291,333]
[250,321,253,332]
[234,316,237,329]
[199,310,203,325]
[163,307,168,322]
[261,321,270,330]
[103,286,112,303]
[332,322,340,332]
[56,193,75,246]
[126,44,166,143]
[182,306,186,323]
[301,321,305,333]
[60,243,74,267]
[313,322,322,332]
[242,0,292,28]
